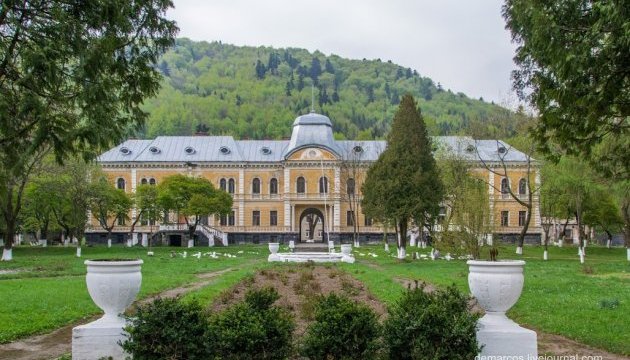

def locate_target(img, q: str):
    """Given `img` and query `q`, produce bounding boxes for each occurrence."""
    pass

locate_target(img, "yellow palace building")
[90,112,541,246]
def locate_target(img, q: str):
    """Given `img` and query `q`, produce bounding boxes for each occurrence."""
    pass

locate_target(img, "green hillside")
[141,38,521,140]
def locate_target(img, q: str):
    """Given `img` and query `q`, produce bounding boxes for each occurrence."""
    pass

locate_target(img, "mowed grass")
[0,245,266,343]
[344,244,630,355]
[1,243,629,355]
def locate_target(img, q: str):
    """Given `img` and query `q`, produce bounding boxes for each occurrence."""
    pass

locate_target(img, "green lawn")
[0,245,266,343]
[1,243,628,355]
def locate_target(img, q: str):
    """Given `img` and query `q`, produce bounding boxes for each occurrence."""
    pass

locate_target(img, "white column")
[131,169,137,222]
[238,169,245,194]
[333,200,341,231]
[284,201,291,228]
[238,168,245,227]
[238,203,244,227]
[283,168,290,193]
[488,170,495,226]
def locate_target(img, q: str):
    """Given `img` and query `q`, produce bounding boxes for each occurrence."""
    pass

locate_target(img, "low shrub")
[300,293,381,360]
[206,287,295,360]
[122,297,211,360]
[383,284,480,360]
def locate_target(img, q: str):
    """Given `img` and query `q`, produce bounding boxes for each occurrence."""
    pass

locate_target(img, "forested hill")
[141,38,522,140]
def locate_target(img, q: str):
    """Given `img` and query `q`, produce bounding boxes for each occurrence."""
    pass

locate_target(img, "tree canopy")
[157,175,232,239]
[503,0,629,174]
[0,0,178,256]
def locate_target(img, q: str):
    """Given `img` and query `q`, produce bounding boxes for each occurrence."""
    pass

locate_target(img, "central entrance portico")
[298,207,326,242]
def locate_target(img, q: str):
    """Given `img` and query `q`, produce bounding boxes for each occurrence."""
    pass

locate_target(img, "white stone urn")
[268,242,279,255]
[85,259,143,325]
[341,244,352,256]
[467,260,537,358]
[468,260,524,315]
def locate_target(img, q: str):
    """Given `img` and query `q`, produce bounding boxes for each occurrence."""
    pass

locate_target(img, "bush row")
[122,284,479,360]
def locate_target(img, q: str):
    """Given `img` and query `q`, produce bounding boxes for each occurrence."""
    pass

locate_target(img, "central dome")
[292,111,333,127]
[284,111,341,158]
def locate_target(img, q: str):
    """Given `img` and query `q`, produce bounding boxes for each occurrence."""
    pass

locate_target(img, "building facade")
[91,112,541,245]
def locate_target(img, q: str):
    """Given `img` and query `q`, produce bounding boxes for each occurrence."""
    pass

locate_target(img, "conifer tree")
[362,95,444,259]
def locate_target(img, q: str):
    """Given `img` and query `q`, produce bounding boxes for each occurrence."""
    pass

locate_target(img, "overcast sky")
[168,0,519,105]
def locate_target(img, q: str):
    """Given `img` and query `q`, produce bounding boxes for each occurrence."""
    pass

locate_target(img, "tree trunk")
[2,218,16,261]
[397,218,408,260]
[622,200,630,261]
[576,212,584,264]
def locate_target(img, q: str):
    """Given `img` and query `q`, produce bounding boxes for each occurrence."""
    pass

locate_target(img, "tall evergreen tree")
[325,58,335,73]
[362,95,444,259]
[255,60,266,79]
[310,57,322,82]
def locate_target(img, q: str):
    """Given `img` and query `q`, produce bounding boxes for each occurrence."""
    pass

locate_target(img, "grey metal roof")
[337,141,387,161]
[433,136,531,162]
[235,140,288,162]
[98,139,152,162]
[283,112,343,158]
[98,114,531,164]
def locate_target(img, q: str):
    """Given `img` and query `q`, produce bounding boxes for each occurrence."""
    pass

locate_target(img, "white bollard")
[543,250,548,261]
[328,240,335,253]
[76,247,82,257]
[107,239,112,248]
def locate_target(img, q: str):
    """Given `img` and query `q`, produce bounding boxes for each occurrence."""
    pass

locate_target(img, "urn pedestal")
[467,260,537,358]
[340,244,355,263]
[268,242,280,261]
[72,259,143,360]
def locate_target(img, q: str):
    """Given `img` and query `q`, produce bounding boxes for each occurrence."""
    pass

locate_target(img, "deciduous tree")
[157,175,232,244]
[0,0,177,259]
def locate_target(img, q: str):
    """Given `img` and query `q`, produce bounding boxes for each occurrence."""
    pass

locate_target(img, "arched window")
[228,178,235,194]
[297,177,305,194]
[149,178,156,186]
[270,178,278,195]
[220,178,227,191]
[117,178,126,190]
[518,178,527,195]
[252,178,261,194]
[319,177,328,194]
[140,178,148,185]
[500,178,509,194]
[347,178,355,195]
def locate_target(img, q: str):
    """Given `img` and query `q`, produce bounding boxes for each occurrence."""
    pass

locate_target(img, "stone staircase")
[158,224,228,246]
[293,242,330,253]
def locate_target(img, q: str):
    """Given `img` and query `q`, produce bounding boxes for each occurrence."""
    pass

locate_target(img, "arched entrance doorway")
[299,208,325,243]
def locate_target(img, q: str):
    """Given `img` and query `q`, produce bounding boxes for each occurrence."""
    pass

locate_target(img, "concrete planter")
[268,242,279,255]
[341,244,352,256]
[467,260,536,358]
[74,259,143,360]
[85,259,143,324]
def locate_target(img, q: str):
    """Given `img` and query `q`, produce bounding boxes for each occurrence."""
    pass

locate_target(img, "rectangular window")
[117,215,125,226]
[501,211,509,227]
[228,211,235,226]
[318,230,323,238]
[252,211,260,226]
[220,214,227,226]
[347,210,354,226]
[270,211,278,226]
[305,229,310,238]
[364,216,373,226]
[518,211,527,227]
